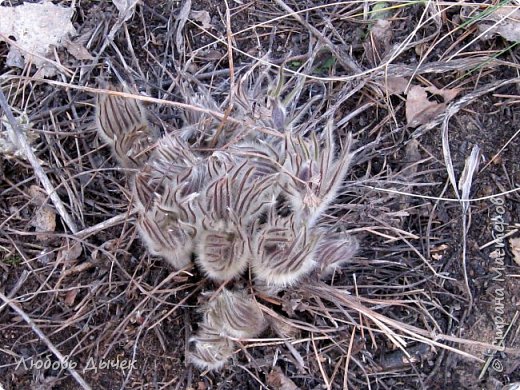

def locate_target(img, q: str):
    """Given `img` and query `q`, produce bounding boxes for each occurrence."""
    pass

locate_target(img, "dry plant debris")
[0,1,77,76]
[462,5,520,42]
[0,112,37,160]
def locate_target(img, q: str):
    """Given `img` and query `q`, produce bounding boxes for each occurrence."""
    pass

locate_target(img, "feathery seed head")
[158,182,203,226]
[282,123,355,227]
[316,232,359,278]
[203,160,278,224]
[95,84,159,168]
[270,97,286,131]
[252,213,320,286]
[195,221,250,281]
[201,289,267,339]
[152,133,198,171]
[178,80,222,143]
[93,75,362,372]
[188,325,235,371]
[137,207,194,269]
[132,167,157,211]
[228,141,285,179]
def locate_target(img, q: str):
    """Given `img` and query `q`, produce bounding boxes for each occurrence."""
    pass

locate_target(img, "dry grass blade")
[302,284,502,361]
[411,77,520,140]
[458,145,481,214]
[441,103,482,306]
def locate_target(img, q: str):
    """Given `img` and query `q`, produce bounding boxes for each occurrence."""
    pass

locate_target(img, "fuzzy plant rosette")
[94,64,434,373]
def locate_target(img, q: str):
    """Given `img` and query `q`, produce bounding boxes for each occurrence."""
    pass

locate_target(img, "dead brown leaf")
[28,185,56,240]
[28,184,46,206]
[63,39,94,61]
[267,367,300,390]
[191,10,212,30]
[405,85,461,127]
[384,76,409,95]
[31,206,56,241]
[60,242,83,263]
[64,287,80,306]
[425,85,461,103]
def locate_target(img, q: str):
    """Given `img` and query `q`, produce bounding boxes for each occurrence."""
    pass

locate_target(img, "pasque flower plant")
[95,69,359,370]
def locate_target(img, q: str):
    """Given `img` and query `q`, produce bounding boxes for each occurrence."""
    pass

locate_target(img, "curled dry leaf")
[175,0,192,52]
[405,85,461,127]
[64,287,80,306]
[63,39,94,61]
[191,10,212,30]
[364,2,393,66]
[29,185,56,240]
[28,184,47,206]
[0,2,76,76]
[366,19,393,65]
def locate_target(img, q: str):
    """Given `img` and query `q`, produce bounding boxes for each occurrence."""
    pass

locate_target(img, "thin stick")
[0,291,91,390]
[343,328,356,390]
[311,332,331,390]
[13,78,283,139]
[0,88,78,233]
[75,211,137,238]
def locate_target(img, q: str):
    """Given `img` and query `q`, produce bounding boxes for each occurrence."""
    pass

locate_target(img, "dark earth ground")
[0,0,519,389]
